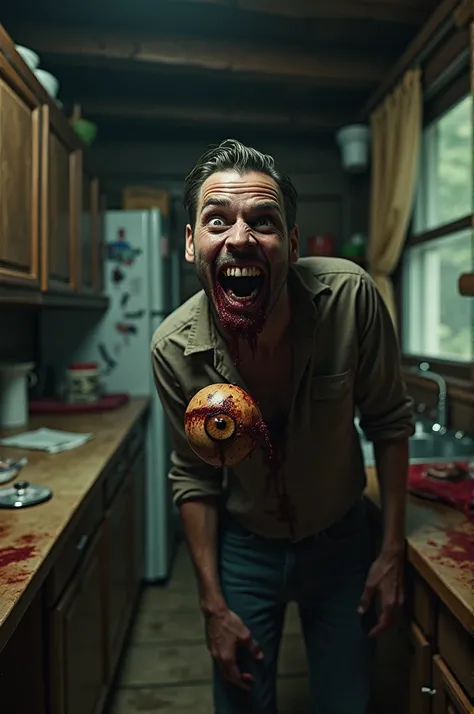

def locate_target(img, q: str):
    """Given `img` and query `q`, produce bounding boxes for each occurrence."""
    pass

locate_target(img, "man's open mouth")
[217,265,266,307]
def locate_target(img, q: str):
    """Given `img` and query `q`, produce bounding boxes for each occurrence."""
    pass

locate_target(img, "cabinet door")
[41,104,80,292]
[433,655,471,714]
[0,57,40,287]
[104,475,133,680]
[81,169,93,292]
[131,447,146,593]
[50,526,106,714]
[409,622,433,714]
[92,189,106,294]
[0,590,46,714]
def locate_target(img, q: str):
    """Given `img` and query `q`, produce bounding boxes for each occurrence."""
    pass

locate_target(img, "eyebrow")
[200,198,281,213]
[200,197,232,213]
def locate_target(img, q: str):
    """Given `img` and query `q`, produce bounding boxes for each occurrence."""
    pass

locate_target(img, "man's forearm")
[373,438,409,553]
[179,499,227,615]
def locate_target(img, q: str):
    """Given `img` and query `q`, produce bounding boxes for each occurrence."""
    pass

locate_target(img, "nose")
[225,219,256,250]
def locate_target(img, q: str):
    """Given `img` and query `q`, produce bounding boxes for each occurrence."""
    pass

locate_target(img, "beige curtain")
[368,68,422,329]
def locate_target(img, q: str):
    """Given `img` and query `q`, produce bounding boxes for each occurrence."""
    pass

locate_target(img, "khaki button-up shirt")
[151,257,414,540]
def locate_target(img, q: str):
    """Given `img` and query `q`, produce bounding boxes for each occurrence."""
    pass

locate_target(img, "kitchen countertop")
[0,397,149,652]
[365,466,473,635]
[0,409,472,651]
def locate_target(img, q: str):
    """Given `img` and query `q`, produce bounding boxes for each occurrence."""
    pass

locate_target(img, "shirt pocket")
[311,369,353,401]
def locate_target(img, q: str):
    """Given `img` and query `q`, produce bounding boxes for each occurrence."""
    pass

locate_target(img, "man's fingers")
[243,635,264,660]
[369,604,396,638]
[357,584,375,614]
[219,659,251,691]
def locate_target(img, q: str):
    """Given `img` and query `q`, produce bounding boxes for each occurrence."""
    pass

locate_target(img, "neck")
[252,284,291,354]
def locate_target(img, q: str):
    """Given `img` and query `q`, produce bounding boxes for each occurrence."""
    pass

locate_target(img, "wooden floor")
[108,541,311,713]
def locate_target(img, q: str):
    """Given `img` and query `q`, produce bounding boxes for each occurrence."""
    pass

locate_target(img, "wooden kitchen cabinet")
[367,510,474,714]
[0,27,108,306]
[80,161,94,292]
[79,157,103,294]
[103,473,134,680]
[409,622,433,714]
[0,590,46,714]
[50,525,106,714]
[131,447,147,592]
[92,189,106,294]
[41,103,81,293]
[433,655,472,714]
[0,54,40,289]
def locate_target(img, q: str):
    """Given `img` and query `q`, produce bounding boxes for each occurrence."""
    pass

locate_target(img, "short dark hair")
[183,138,297,230]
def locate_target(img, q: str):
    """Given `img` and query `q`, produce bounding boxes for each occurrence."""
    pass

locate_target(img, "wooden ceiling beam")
[361,0,461,116]
[82,100,346,129]
[170,0,431,24]
[15,26,385,87]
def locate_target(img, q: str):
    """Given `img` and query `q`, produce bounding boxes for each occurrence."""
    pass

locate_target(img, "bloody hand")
[205,607,264,690]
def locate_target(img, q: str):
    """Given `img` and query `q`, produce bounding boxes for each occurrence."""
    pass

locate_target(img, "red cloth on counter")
[407,463,474,520]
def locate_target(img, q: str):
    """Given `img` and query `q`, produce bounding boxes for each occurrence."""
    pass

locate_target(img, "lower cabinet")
[46,436,146,714]
[368,504,474,714]
[50,526,106,714]
[409,621,432,714]
[104,475,134,680]
[433,655,472,714]
[131,447,147,592]
[0,591,47,714]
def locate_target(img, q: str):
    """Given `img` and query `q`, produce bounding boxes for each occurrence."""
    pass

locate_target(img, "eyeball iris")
[204,413,236,441]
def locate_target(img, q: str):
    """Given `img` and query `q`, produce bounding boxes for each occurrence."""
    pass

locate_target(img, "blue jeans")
[214,498,376,714]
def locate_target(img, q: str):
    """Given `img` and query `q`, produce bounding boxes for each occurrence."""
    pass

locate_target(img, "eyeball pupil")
[214,417,227,430]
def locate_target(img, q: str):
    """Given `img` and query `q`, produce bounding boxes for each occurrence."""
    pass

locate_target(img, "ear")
[289,225,299,264]
[185,224,195,264]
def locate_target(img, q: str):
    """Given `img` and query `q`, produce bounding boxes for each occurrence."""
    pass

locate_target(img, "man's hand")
[205,608,264,690]
[358,546,405,638]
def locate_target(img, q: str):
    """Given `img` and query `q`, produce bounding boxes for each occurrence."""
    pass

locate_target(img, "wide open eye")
[208,216,226,227]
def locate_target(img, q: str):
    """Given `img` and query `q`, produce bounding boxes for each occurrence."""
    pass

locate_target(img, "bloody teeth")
[222,266,261,277]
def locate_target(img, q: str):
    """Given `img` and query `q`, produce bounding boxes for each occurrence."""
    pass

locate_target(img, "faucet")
[411,362,448,434]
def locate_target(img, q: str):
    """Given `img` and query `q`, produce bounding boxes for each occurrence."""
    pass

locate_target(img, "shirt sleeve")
[151,341,224,505]
[354,275,414,442]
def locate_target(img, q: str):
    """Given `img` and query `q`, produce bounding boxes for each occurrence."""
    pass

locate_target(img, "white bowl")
[34,69,59,98]
[15,45,40,70]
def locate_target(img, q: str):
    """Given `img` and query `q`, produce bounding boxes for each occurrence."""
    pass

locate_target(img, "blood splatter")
[6,575,28,585]
[0,534,38,570]
[438,529,473,564]
[214,282,266,366]
[0,544,36,568]
[186,387,296,535]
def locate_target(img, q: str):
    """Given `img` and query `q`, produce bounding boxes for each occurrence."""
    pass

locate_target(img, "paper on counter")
[0,428,93,454]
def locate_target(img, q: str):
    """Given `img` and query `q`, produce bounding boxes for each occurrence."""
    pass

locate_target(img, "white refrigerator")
[75,209,181,581]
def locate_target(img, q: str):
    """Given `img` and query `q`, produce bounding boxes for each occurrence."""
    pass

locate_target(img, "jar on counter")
[64,363,101,403]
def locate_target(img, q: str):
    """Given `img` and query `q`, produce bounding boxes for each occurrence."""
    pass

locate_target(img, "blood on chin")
[214,282,267,362]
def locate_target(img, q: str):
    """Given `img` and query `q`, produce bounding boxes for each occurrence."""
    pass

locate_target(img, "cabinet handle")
[421,687,436,696]
[76,534,89,552]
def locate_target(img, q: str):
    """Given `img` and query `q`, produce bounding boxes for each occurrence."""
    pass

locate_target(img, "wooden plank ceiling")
[3,0,441,141]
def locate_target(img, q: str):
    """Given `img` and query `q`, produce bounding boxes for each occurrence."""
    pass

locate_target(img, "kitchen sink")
[360,431,474,466]
[408,436,474,461]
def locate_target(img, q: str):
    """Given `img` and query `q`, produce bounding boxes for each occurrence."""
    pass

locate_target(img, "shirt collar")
[183,261,331,356]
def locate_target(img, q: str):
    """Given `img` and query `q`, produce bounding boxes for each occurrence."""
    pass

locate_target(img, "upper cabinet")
[0,28,107,308]
[0,54,41,289]
[41,104,79,293]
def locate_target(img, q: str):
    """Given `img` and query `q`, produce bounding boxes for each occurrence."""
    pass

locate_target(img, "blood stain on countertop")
[425,527,473,577]
[0,533,39,572]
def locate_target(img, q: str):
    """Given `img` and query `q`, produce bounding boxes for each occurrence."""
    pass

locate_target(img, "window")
[403,94,473,363]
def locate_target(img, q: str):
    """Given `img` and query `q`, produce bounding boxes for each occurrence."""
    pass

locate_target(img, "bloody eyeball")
[184,383,262,467]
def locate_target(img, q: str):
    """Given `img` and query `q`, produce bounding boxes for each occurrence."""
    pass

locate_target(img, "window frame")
[399,65,473,382]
